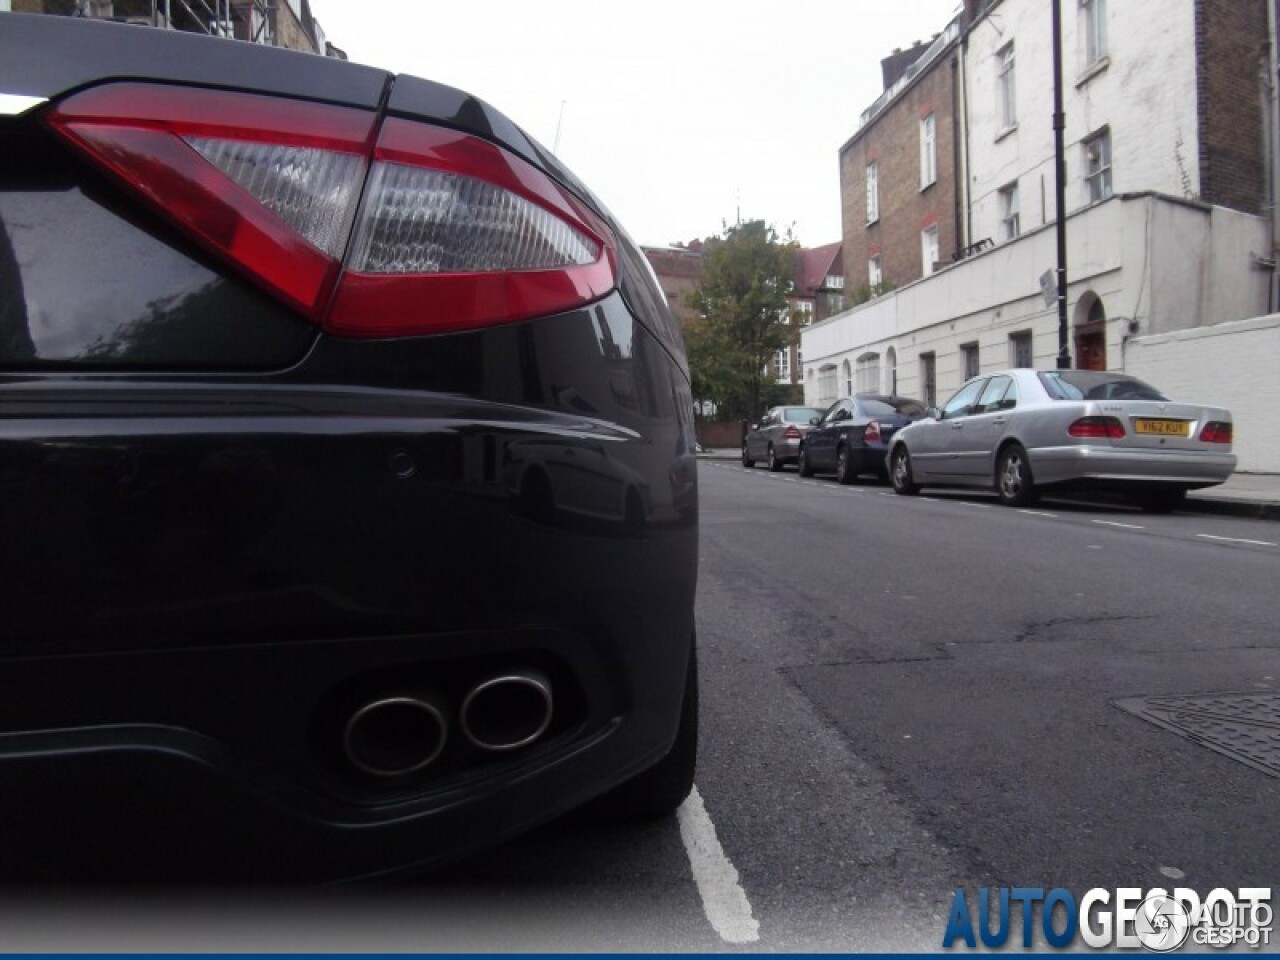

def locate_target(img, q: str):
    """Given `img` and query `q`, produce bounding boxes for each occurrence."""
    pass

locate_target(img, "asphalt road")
[8,461,1278,951]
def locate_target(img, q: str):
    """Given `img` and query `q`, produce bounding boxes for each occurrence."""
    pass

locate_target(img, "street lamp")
[1052,0,1071,369]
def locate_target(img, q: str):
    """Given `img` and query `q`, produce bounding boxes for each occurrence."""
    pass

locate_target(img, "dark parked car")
[0,14,698,882]
[742,404,825,471]
[798,394,927,483]
[886,369,1235,510]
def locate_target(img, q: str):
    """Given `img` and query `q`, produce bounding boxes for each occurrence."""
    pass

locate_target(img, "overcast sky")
[313,1,961,249]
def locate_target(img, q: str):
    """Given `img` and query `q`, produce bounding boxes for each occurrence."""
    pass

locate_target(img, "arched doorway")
[1074,293,1107,370]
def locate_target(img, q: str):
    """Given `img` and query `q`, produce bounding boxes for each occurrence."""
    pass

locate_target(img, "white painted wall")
[802,193,1270,464]
[966,0,1201,245]
[1125,315,1280,473]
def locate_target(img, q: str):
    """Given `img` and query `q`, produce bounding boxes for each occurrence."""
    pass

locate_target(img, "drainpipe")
[1268,0,1280,313]
[959,18,974,253]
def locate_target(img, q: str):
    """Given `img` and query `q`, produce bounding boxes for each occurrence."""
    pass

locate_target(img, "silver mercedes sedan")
[885,369,1236,511]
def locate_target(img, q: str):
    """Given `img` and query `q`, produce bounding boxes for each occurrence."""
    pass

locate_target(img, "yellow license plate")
[1133,419,1191,436]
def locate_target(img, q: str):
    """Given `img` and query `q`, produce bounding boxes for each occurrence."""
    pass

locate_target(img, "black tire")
[797,444,813,477]
[586,636,697,821]
[1137,487,1187,513]
[767,444,783,472]
[996,443,1039,507]
[835,444,856,485]
[889,445,919,495]
[741,442,754,468]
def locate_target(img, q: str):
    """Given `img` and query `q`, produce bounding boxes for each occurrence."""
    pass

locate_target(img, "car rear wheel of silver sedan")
[767,444,782,472]
[996,443,1039,507]
[741,443,754,468]
[890,446,919,495]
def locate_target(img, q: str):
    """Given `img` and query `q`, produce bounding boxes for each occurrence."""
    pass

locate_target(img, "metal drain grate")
[1113,693,1280,779]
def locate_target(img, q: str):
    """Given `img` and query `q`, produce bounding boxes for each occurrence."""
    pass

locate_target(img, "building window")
[793,299,814,323]
[999,182,1020,240]
[921,225,940,278]
[866,162,879,224]
[841,359,853,396]
[774,348,790,381]
[818,364,838,406]
[920,113,936,189]
[868,255,882,288]
[920,352,937,407]
[1085,129,1113,203]
[1083,0,1107,66]
[1010,330,1033,368]
[824,274,845,289]
[961,342,980,380]
[998,42,1017,129]
[855,353,881,393]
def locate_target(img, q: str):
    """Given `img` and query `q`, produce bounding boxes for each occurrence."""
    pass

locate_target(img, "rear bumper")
[1030,444,1237,488]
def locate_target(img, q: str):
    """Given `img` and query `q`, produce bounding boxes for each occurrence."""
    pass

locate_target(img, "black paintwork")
[0,16,696,882]
[802,395,924,480]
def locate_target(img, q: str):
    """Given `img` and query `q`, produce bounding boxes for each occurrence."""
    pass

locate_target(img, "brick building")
[6,0,339,55]
[641,242,704,328]
[838,20,963,301]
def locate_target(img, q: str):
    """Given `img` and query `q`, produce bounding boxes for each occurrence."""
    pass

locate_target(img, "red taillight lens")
[1068,416,1126,439]
[782,425,802,440]
[45,83,616,337]
[1200,421,1233,443]
[864,420,882,443]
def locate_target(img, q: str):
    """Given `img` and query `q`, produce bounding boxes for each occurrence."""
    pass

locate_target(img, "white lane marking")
[677,785,760,944]
[1090,519,1145,530]
[920,496,938,502]
[1196,534,1278,547]
[1018,509,1059,518]
[957,501,993,509]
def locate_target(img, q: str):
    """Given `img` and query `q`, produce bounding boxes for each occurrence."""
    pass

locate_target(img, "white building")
[805,0,1278,469]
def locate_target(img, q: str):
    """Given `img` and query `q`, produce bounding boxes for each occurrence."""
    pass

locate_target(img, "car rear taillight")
[1199,421,1233,443]
[782,425,802,440]
[864,420,882,443]
[1068,416,1126,439]
[45,83,616,337]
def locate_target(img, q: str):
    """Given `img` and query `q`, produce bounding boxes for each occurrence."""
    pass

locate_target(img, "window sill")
[1076,57,1110,88]
[994,123,1018,143]
[865,217,880,227]
[920,179,936,193]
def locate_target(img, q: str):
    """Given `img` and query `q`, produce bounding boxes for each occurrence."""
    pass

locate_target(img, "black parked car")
[0,14,698,882]
[799,394,927,483]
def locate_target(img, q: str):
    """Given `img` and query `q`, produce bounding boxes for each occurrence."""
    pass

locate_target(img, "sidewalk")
[697,448,1280,520]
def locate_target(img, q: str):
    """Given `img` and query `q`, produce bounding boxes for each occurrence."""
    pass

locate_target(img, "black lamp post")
[1052,0,1071,368]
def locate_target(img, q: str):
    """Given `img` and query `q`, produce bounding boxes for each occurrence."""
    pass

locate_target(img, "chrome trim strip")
[0,94,47,116]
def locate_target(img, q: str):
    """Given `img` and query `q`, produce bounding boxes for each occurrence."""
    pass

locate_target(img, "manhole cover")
[1113,693,1280,779]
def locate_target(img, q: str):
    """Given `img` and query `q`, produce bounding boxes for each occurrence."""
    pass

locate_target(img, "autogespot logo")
[942,886,1272,951]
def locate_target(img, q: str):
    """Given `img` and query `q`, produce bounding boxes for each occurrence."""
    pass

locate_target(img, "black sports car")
[0,13,698,882]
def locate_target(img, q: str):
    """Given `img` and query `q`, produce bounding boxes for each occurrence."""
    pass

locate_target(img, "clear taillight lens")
[351,163,598,274]
[186,138,365,259]
[45,83,616,338]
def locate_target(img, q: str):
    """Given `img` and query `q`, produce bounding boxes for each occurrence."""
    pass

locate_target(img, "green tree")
[685,220,799,421]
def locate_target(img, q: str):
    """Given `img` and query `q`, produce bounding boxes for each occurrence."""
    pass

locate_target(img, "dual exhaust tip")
[342,670,553,778]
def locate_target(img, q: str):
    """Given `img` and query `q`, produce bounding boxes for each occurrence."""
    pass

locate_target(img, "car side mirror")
[809,416,821,426]
[926,407,942,420]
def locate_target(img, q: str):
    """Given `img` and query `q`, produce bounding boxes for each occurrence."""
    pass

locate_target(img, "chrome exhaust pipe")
[343,697,447,777]
[460,670,553,752]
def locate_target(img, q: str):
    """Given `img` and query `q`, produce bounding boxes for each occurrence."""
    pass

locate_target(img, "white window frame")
[866,161,879,224]
[920,113,937,189]
[921,225,940,278]
[868,255,882,288]
[855,353,881,394]
[1085,129,1113,203]
[998,42,1017,129]
[774,348,790,381]
[1082,0,1107,66]
[999,182,1020,240]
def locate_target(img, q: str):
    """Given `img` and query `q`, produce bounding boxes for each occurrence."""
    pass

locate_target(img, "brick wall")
[1195,0,1268,213]
[839,47,960,297]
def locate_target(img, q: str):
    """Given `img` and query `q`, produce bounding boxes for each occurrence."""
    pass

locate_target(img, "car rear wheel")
[767,444,783,472]
[797,444,813,477]
[741,443,754,468]
[890,445,919,495]
[835,445,857,485]
[585,635,697,821]
[1137,487,1187,513]
[996,444,1039,507]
